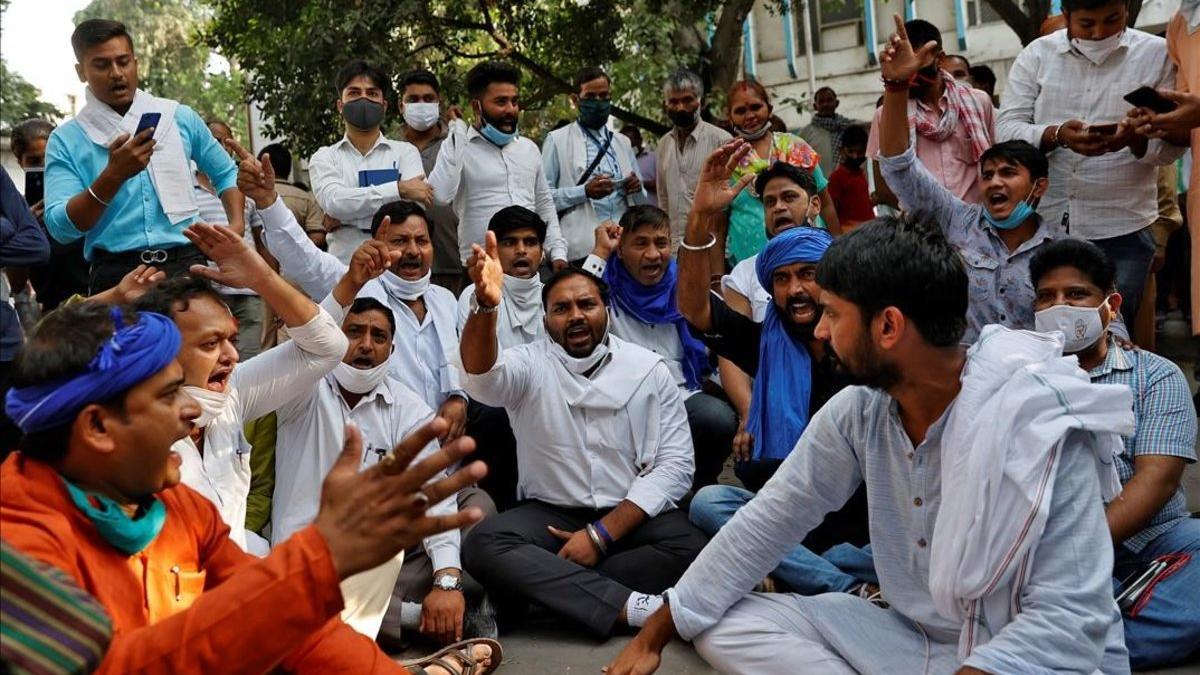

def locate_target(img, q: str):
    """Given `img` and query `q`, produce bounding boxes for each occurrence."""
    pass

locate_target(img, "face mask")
[1034,295,1112,353]
[379,269,431,302]
[342,97,385,131]
[668,108,697,129]
[577,99,612,129]
[982,187,1038,231]
[332,359,391,395]
[480,120,518,146]
[547,311,611,374]
[735,124,771,141]
[64,479,166,555]
[403,101,440,131]
[182,385,231,428]
[1071,30,1124,65]
[843,156,866,169]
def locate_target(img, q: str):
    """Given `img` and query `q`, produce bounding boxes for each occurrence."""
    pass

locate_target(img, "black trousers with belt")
[462,500,708,637]
[88,244,207,295]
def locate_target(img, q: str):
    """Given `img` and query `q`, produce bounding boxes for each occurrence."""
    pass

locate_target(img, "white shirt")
[174,302,348,552]
[259,197,465,411]
[271,372,460,571]
[721,255,769,323]
[308,134,424,232]
[461,336,694,516]
[996,29,1183,239]
[456,282,545,350]
[427,119,568,263]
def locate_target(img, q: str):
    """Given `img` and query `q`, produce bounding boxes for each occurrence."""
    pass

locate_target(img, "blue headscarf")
[746,227,833,461]
[603,256,709,390]
[5,307,182,435]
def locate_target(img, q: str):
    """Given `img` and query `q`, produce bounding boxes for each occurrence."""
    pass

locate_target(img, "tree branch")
[982,0,1036,45]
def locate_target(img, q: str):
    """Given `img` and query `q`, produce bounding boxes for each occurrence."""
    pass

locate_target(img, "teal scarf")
[64,480,166,555]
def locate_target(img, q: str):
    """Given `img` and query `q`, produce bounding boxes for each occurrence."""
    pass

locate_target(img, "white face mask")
[332,359,391,395]
[182,386,232,428]
[403,102,440,132]
[1034,295,1112,354]
[1071,30,1124,65]
[546,311,611,374]
[379,269,431,302]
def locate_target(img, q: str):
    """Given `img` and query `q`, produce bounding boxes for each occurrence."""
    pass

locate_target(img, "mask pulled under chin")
[1034,297,1112,353]
[182,385,232,428]
[735,124,771,141]
[548,313,611,374]
[1071,30,1124,64]
[380,269,431,301]
[332,359,391,395]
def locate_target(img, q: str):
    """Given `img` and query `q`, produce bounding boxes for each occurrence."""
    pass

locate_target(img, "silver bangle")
[585,524,608,555]
[87,185,110,207]
[679,232,717,252]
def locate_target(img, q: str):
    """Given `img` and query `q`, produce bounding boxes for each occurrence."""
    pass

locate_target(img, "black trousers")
[89,244,207,295]
[461,501,708,637]
[465,401,520,512]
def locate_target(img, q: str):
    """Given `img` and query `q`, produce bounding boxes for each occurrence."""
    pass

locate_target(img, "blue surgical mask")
[479,116,519,147]
[64,478,166,555]
[982,188,1037,230]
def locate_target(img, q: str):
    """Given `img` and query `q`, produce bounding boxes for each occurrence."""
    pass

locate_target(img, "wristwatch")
[469,294,499,315]
[435,572,464,592]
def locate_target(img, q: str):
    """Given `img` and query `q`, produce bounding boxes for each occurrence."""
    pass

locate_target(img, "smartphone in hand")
[1087,123,1119,136]
[23,168,44,206]
[135,112,161,139]
[1123,86,1178,114]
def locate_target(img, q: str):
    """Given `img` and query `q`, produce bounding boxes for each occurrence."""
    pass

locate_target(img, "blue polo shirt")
[44,103,237,260]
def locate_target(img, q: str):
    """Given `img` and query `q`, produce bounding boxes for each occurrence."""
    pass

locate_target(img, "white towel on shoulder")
[929,324,1132,659]
[76,87,197,225]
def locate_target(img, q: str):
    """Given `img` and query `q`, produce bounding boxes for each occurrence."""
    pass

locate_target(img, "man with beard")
[580,205,737,491]
[132,222,347,556]
[543,66,647,262]
[458,242,706,638]
[426,60,568,270]
[308,60,430,264]
[240,142,471,445]
[271,293,496,646]
[0,301,494,674]
[866,19,994,208]
[606,209,1132,674]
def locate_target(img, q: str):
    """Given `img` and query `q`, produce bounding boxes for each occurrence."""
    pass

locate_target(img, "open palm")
[184,222,272,290]
[468,231,504,307]
[692,139,755,216]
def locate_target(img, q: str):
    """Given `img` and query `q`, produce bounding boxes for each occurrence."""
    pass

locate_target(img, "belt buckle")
[140,249,168,264]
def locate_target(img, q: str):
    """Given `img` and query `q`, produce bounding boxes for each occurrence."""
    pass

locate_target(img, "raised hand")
[691,139,755,216]
[225,137,278,207]
[879,14,940,83]
[184,221,273,290]
[349,238,400,286]
[591,220,622,260]
[104,128,156,182]
[114,264,166,304]
[314,421,487,579]
[467,231,504,308]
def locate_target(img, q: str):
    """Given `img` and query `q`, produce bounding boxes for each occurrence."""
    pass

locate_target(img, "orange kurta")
[1166,13,1200,335]
[0,453,404,674]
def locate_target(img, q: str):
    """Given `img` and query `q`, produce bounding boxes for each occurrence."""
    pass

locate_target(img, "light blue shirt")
[44,103,238,260]
[543,124,644,223]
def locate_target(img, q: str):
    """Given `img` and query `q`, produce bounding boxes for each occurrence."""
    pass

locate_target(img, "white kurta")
[721,255,769,323]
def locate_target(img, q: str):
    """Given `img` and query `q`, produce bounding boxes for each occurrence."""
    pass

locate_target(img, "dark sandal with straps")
[401,638,503,675]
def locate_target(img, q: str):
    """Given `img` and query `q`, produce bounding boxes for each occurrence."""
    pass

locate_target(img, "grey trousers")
[223,294,265,360]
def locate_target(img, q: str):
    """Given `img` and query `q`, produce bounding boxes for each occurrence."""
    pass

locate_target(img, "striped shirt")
[1,539,112,674]
[1089,336,1197,553]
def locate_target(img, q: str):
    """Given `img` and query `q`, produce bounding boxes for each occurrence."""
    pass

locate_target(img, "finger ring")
[413,489,430,508]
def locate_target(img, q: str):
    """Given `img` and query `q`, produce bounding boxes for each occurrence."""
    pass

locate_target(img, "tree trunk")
[982,0,1052,45]
[704,0,757,99]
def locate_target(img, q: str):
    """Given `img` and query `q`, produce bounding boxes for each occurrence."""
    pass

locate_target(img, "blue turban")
[5,308,182,435]
[603,257,709,390]
[746,227,833,461]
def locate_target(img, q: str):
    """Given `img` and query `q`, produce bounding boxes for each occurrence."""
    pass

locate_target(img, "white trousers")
[339,552,405,638]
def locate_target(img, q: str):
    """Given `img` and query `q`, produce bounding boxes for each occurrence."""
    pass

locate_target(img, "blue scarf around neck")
[64,479,166,556]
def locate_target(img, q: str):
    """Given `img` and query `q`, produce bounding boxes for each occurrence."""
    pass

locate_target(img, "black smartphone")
[1087,123,1119,136]
[135,112,161,138]
[23,168,44,206]
[1123,86,1178,114]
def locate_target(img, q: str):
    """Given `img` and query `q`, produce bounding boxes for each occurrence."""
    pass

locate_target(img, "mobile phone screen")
[23,168,44,206]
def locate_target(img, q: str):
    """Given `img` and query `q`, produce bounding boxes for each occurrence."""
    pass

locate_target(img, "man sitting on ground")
[459,238,706,638]
[1030,238,1199,669]
[607,211,1133,675]
[581,205,737,490]
[1,302,496,674]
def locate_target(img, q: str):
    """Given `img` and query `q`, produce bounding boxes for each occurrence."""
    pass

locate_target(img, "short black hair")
[488,205,547,243]
[346,297,396,337]
[334,60,391,97]
[9,303,138,462]
[71,18,133,62]
[754,162,818,200]
[541,268,609,309]
[969,65,997,88]
[1029,238,1117,293]
[400,68,440,96]
[10,119,55,160]
[815,86,837,99]
[943,54,971,69]
[840,125,869,149]
[261,143,293,181]
[1062,0,1125,12]
[979,140,1048,181]
[370,201,429,238]
[904,19,943,50]
[574,66,609,90]
[619,204,670,238]
[466,60,521,98]
[133,275,227,319]
[816,211,968,347]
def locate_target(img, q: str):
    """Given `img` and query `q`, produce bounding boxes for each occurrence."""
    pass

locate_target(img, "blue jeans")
[1114,518,1200,669]
[1091,227,1155,342]
[689,485,877,595]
